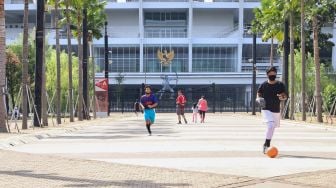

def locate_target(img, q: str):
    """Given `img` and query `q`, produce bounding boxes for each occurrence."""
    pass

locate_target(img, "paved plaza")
[1,113,336,187]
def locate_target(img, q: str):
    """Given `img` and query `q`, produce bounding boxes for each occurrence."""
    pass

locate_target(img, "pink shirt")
[198,99,208,111]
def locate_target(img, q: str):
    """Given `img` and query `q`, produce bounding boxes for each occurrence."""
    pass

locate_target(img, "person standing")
[191,102,198,123]
[140,85,158,136]
[256,66,287,154]
[134,99,142,116]
[197,96,208,123]
[176,89,187,124]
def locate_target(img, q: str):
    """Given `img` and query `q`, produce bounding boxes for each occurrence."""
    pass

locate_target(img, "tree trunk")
[270,37,274,66]
[289,11,295,120]
[301,0,306,121]
[55,0,61,124]
[77,21,83,121]
[65,0,74,122]
[0,1,8,132]
[313,16,323,123]
[89,41,96,119]
[22,0,29,129]
[42,31,48,126]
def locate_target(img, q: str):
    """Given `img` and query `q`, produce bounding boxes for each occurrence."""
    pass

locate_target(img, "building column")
[139,0,144,73]
[188,0,193,73]
[237,0,244,72]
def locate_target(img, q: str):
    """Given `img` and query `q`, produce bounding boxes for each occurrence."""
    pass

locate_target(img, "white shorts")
[261,110,281,128]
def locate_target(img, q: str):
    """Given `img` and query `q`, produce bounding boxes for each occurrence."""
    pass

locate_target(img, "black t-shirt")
[257,81,286,113]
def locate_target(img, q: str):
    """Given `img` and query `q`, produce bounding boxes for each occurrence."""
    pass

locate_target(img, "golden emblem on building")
[157,49,174,66]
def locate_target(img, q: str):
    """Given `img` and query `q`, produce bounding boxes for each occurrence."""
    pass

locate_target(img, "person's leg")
[181,108,187,123]
[146,120,152,135]
[261,110,276,153]
[202,112,206,123]
[177,107,182,124]
[144,110,152,135]
[177,114,181,124]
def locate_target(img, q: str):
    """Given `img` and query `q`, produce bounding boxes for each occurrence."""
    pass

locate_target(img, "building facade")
[4,0,336,111]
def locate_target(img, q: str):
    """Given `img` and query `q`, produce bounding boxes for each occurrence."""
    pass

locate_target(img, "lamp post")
[248,29,257,115]
[34,0,44,126]
[104,21,110,116]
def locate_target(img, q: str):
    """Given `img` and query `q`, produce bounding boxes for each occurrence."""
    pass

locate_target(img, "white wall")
[193,9,235,38]
[106,10,139,38]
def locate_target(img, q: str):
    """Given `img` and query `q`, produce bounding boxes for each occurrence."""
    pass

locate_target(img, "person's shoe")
[263,145,269,154]
[185,121,188,124]
[177,121,182,124]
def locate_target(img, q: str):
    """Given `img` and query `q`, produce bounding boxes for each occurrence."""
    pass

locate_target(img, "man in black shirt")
[257,66,287,154]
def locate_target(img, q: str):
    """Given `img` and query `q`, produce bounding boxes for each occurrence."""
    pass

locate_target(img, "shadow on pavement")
[279,154,336,160]
[0,170,190,188]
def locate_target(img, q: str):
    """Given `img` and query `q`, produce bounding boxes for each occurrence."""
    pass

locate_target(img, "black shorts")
[176,106,185,115]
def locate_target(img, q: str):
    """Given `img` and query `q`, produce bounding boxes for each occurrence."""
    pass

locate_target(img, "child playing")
[191,102,198,123]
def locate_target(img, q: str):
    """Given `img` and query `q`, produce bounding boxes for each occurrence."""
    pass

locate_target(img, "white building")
[4,0,336,110]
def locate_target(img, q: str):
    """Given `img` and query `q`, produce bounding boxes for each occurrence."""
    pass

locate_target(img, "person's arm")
[148,95,158,109]
[149,102,158,108]
[277,83,288,101]
[257,84,263,98]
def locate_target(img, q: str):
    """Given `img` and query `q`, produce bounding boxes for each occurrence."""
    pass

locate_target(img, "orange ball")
[266,146,278,158]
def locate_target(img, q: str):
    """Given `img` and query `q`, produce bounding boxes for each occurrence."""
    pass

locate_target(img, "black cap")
[266,66,277,74]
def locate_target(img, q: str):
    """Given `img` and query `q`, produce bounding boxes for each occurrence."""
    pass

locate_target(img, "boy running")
[140,85,158,136]
[256,66,287,154]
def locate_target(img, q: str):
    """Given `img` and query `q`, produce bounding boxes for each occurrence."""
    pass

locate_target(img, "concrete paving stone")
[1,113,336,187]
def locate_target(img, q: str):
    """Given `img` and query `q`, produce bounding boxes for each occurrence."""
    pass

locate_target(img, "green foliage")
[7,31,79,112]
[5,49,21,107]
[252,0,301,43]
[293,49,331,98]
[58,0,107,40]
[8,32,36,85]
[45,49,79,111]
[323,84,336,112]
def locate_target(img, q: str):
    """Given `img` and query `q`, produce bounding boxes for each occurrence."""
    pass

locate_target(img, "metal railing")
[5,0,35,4]
[193,0,239,2]
[145,28,187,38]
[109,90,250,113]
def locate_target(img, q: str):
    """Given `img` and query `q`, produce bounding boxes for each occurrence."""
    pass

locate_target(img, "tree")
[0,1,8,132]
[253,0,285,65]
[47,0,62,124]
[300,0,306,121]
[305,0,336,122]
[66,0,106,120]
[286,0,300,120]
[22,0,29,129]
[6,49,21,110]
[46,49,79,113]
[61,0,74,122]
[86,1,106,118]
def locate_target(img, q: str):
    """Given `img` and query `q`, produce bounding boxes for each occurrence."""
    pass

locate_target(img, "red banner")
[95,78,108,116]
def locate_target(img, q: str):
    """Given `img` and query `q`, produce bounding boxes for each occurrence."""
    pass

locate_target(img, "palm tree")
[68,0,84,121]
[0,1,9,132]
[64,0,74,122]
[300,0,306,121]
[289,2,295,120]
[49,0,62,124]
[86,0,106,119]
[312,16,323,122]
[306,0,336,123]
[67,0,106,121]
[22,0,29,129]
